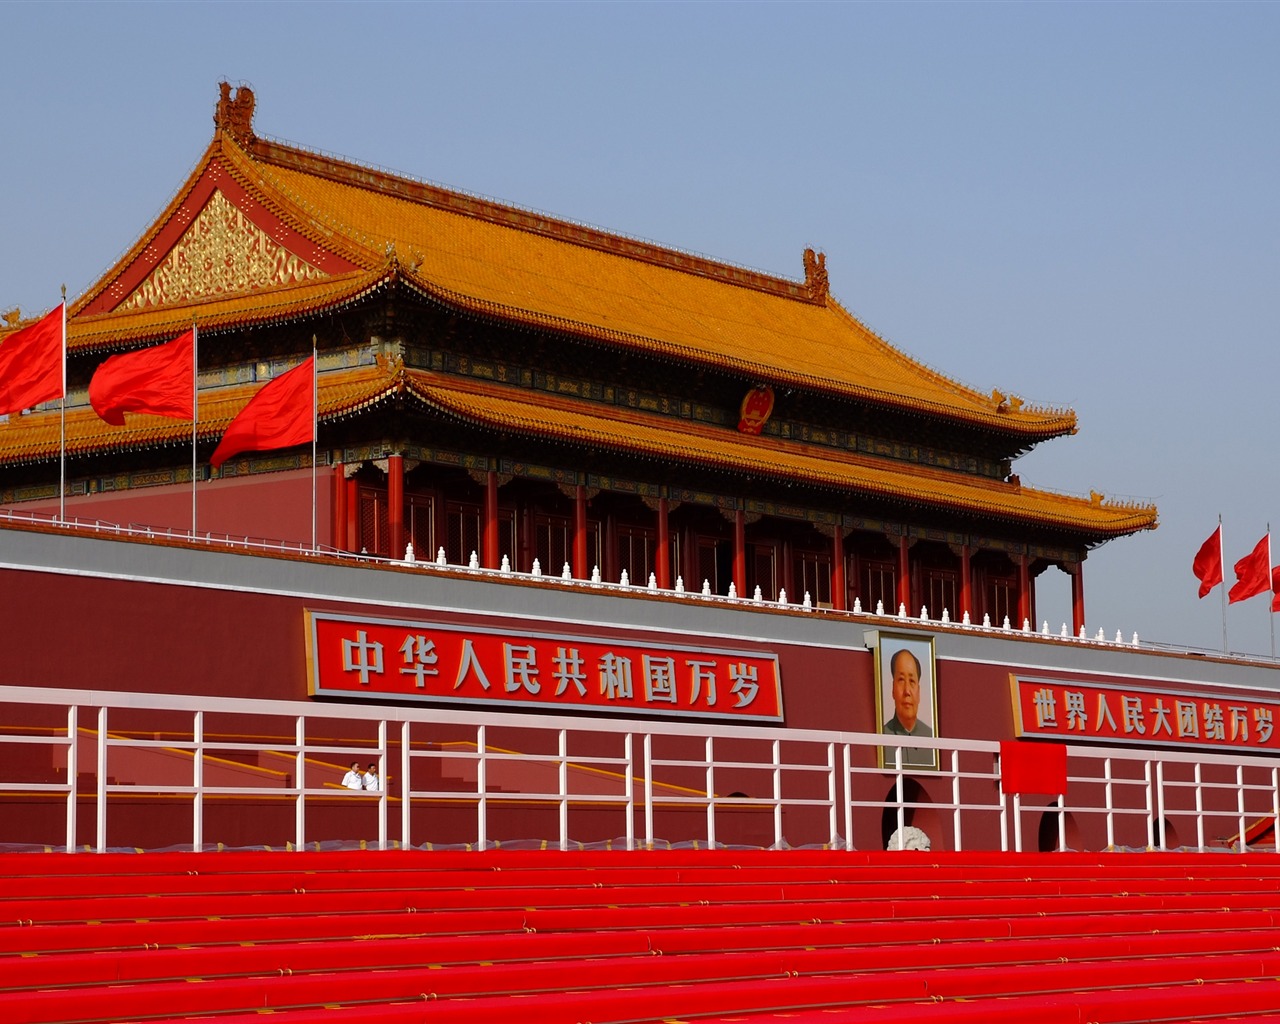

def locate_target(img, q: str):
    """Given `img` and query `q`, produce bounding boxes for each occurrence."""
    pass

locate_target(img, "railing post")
[705,735,716,850]
[65,705,77,854]
[895,755,905,842]
[1155,760,1166,850]
[1195,762,1205,852]
[192,710,204,853]
[772,738,782,850]
[558,728,569,852]
[644,733,654,849]
[96,706,107,853]
[401,720,412,850]
[826,742,837,851]
[476,724,487,851]
[951,749,962,852]
[998,752,1008,853]
[294,716,306,851]
[1104,757,1115,851]
[1013,792,1022,853]
[1237,763,1246,853]
[1273,766,1279,855]
[1057,792,1066,852]
[624,733,635,851]
[841,743,853,852]
[377,719,388,851]
[1152,757,1162,849]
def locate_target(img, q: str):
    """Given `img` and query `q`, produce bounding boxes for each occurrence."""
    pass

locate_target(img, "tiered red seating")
[3,849,1280,1023]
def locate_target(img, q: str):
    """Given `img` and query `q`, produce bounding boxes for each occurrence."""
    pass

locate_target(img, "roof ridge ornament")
[802,248,829,301]
[215,82,256,147]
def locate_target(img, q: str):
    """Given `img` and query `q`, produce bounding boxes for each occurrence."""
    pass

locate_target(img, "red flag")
[0,304,63,415]
[1229,534,1271,604]
[89,329,194,425]
[210,356,314,469]
[1192,525,1223,599]
[1272,566,1280,614]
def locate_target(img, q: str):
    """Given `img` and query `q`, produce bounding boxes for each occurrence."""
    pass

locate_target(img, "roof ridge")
[245,132,827,306]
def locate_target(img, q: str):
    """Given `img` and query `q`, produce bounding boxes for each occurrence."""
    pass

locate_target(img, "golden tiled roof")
[257,149,1073,438]
[0,363,398,465]
[38,90,1076,441]
[403,371,1156,540]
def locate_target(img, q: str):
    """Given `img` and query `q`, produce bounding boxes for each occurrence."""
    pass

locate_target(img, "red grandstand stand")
[5,849,1280,1023]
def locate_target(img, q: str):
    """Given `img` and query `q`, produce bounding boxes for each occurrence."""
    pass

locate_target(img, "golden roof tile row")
[403,371,1154,539]
[0,360,1154,539]
[0,363,397,465]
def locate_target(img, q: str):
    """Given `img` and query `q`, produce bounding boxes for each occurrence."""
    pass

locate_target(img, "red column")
[1071,563,1086,636]
[831,527,846,611]
[331,463,346,552]
[896,535,910,613]
[345,477,359,552]
[519,505,532,574]
[960,543,973,621]
[1013,555,1034,627]
[388,454,404,560]
[1018,554,1032,628]
[483,469,499,569]
[733,509,746,596]
[573,484,588,579]
[655,497,671,589]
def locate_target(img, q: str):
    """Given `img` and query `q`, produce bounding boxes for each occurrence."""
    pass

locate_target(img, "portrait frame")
[873,631,939,771]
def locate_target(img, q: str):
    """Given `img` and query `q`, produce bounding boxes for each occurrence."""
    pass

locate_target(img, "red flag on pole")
[1192,525,1223,599]
[89,329,194,425]
[1229,534,1271,604]
[210,356,314,469]
[0,304,64,415]
[1272,566,1280,614]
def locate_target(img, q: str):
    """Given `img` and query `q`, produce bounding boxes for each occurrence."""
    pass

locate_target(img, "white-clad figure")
[341,761,363,790]
[363,763,380,792]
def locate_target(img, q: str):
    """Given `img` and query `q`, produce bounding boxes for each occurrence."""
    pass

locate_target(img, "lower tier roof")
[0,362,1156,543]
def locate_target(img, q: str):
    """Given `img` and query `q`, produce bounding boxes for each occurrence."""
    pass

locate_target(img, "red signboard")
[306,611,784,722]
[1011,675,1280,754]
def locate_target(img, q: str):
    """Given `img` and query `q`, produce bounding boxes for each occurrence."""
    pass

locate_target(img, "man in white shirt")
[363,764,380,792]
[341,761,363,790]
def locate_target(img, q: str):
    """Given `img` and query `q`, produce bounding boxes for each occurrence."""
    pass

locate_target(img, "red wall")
[4,468,332,549]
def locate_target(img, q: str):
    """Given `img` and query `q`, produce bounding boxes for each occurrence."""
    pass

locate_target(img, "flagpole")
[311,335,318,552]
[191,320,198,538]
[1218,514,1228,654]
[1259,524,1269,660]
[58,286,66,524]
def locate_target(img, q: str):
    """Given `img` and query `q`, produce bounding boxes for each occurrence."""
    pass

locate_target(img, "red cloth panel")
[1001,740,1067,795]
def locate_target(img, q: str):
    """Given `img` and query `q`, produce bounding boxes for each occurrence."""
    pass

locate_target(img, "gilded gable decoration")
[117,191,325,311]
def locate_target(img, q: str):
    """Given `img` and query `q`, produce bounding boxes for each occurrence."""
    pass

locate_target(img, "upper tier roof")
[40,84,1074,443]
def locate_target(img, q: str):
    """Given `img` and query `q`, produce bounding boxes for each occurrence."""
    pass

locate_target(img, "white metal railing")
[2,683,1278,856]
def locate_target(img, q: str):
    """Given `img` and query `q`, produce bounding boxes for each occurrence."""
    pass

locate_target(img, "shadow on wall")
[1037,799,1082,851]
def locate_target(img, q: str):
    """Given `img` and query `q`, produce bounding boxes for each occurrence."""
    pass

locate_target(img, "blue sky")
[2,1,1278,655]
